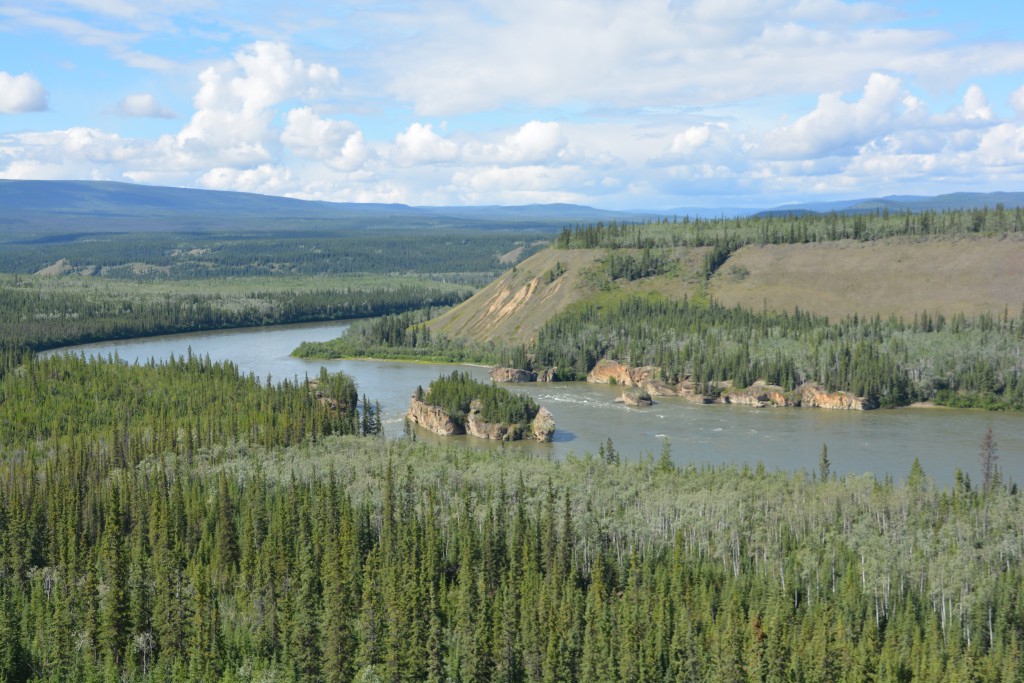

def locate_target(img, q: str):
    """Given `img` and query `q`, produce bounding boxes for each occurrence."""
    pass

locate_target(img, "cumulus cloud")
[0,72,48,113]
[391,123,459,166]
[175,41,340,167]
[670,126,713,155]
[198,164,295,194]
[758,73,905,159]
[281,107,370,171]
[463,121,568,165]
[1013,85,1024,118]
[115,93,176,118]
[450,165,589,205]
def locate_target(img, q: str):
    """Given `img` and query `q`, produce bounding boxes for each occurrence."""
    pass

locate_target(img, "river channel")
[50,320,1024,487]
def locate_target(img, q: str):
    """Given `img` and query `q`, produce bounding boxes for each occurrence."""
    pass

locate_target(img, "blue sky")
[2,0,1023,209]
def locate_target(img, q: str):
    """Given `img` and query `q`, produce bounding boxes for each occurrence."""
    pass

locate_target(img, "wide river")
[51,321,1023,487]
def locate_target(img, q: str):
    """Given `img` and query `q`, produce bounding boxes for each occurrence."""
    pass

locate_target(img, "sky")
[2,1,1024,210]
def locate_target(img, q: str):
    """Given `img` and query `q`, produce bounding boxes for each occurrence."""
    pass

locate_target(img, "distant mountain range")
[1,180,1022,236]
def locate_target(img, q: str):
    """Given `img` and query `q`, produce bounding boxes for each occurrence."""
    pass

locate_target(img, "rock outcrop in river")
[585,360,875,410]
[488,366,557,382]
[407,395,556,441]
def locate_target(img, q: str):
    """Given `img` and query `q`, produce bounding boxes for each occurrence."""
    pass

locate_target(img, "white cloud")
[758,73,905,158]
[450,165,589,205]
[391,123,459,166]
[0,72,48,113]
[115,93,176,118]
[281,107,370,171]
[175,41,340,168]
[463,121,568,165]
[494,121,567,164]
[670,126,713,155]
[378,0,992,117]
[1013,85,1024,118]
[960,85,993,121]
[198,164,294,194]
[975,124,1024,167]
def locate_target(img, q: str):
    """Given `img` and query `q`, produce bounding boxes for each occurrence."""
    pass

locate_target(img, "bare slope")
[429,247,708,343]
[710,235,1024,320]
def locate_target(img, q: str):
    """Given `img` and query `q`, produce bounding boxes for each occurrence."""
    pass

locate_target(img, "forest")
[0,230,545,283]
[0,276,469,355]
[529,297,1024,409]
[1,346,1023,682]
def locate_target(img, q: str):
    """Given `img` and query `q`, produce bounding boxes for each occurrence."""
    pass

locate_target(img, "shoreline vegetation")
[293,300,1024,411]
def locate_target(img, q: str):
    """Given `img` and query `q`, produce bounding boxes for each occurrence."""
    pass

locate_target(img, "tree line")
[555,204,1024,254]
[293,310,498,365]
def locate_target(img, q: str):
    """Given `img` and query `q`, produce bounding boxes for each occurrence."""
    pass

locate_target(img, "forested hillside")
[413,206,1024,409]
[1,348,1022,681]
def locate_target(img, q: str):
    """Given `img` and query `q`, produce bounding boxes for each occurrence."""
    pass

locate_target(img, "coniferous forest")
[1,347,1023,682]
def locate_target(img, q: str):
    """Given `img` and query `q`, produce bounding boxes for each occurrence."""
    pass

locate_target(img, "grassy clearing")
[710,235,1024,320]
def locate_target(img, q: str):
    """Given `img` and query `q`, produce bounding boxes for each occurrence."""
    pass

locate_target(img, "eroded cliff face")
[466,400,521,440]
[407,396,463,435]
[488,367,558,383]
[721,381,798,408]
[489,367,537,383]
[587,360,661,387]
[800,383,876,410]
[585,360,875,410]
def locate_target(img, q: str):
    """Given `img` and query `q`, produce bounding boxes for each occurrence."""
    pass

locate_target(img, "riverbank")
[46,321,1024,486]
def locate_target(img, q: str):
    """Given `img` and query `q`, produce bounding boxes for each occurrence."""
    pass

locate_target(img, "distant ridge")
[0,180,646,235]
[757,191,1024,218]
[1,180,1022,236]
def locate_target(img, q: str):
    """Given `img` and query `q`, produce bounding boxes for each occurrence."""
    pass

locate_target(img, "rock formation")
[720,381,797,408]
[407,395,463,435]
[489,366,558,383]
[799,383,876,410]
[407,394,556,441]
[531,407,555,442]
[585,359,875,410]
[615,389,654,407]
[466,399,520,440]
[489,367,537,383]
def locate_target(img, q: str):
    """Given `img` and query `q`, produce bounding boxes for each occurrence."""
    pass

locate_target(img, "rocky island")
[408,371,555,442]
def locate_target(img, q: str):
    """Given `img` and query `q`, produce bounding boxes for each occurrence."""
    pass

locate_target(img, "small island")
[408,371,555,442]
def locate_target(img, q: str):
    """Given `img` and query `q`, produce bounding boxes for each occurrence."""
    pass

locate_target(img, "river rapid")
[49,320,1024,487]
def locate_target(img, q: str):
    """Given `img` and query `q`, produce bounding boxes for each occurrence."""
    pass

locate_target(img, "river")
[49,321,1024,487]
